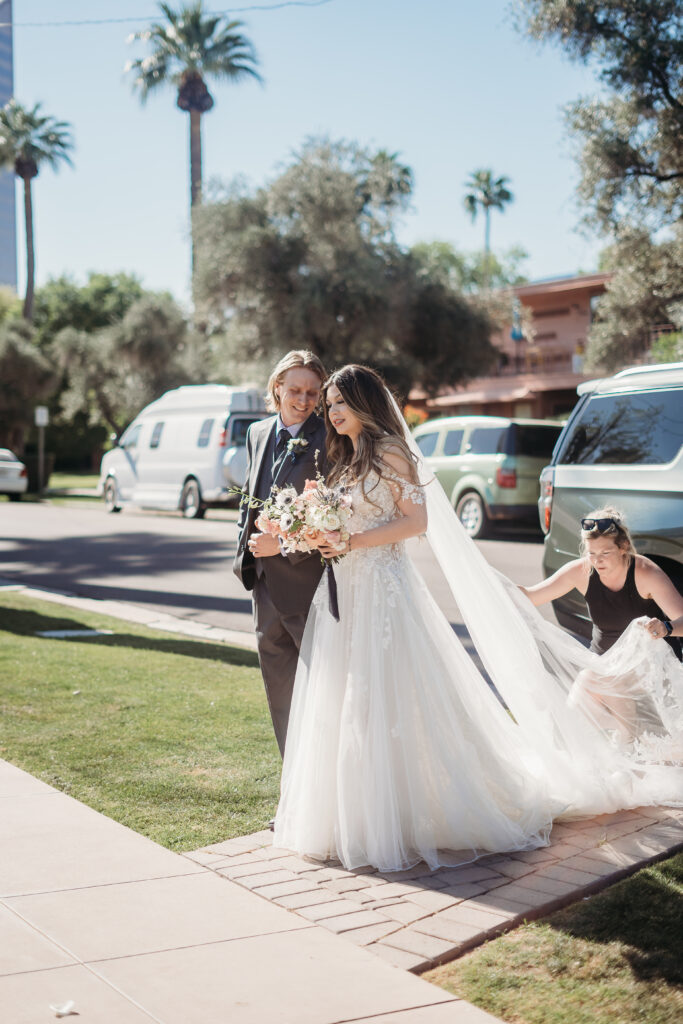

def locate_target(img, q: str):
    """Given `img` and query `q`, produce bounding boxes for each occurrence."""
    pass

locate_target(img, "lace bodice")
[344,469,424,535]
[313,468,425,637]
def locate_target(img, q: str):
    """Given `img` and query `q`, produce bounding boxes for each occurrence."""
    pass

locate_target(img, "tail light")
[218,428,227,447]
[539,466,554,534]
[496,467,517,488]
[20,466,28,478]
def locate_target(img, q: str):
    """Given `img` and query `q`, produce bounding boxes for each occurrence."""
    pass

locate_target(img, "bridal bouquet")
[239,477,353,556]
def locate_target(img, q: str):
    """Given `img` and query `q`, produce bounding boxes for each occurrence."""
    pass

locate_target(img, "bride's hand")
[318,534,352,558]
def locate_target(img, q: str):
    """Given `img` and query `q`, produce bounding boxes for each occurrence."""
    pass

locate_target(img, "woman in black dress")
[521,507,683,654]
[521,507,683,740]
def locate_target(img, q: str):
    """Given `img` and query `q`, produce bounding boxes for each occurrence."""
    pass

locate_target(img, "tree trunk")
[189,110,202,278]
[189,109,202,208]
[483,205,491,291]
[22,176,35,322]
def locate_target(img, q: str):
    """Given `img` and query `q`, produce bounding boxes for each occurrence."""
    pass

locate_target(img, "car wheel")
[103,477,122,513]
[8,493,20,502]
[180,479,205,519]
[456,491,489,539]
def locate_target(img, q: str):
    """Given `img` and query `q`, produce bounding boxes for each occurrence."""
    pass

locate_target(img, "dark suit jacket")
[233,412,328,615]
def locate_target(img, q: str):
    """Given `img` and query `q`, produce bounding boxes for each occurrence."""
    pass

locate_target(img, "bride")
[273,365,683,872]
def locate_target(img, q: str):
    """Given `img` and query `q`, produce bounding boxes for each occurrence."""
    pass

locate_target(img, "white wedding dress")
[274,389,683,872]
[274,470,560,872]
[274,462,683,873]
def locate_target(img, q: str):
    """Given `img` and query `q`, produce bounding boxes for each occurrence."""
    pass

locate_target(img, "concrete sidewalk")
[0,759,500,1024]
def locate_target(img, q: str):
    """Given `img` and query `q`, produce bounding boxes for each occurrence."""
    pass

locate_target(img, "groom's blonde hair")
[266,350,327,412]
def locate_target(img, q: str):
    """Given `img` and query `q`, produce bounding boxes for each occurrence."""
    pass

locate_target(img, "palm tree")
[463,169,513,289]
[125,1,261,255]
[0,100,73,321]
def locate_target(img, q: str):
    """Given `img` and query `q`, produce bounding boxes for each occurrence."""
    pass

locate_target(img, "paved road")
[0,500,556,636]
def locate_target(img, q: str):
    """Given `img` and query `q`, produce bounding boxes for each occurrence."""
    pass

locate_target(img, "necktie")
[273,428,292,471]
[276,428,292,453]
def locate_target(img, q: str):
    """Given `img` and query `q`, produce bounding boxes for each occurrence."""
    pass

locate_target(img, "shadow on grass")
[548,854,683,985]
[0,605,260,669]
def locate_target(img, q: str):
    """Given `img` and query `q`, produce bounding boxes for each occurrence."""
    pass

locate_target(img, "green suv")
[413,415,563,538]
[539,363,683,638]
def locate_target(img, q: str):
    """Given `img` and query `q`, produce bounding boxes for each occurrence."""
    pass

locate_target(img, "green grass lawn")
[425,853,683,1024]
[0,591,279,850]
[48,471,101,491]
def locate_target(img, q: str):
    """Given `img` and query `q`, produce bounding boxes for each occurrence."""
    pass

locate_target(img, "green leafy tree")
[0,100,73,321]
[31,275,201,467]
[0,318,57,451]
[517,1,683,370]
[33,272,146,348]
[194,138,496,396]
[517,0,682,231]
[411,241,528,293]
[125,0,261,270]
[650,330,683,364]
[463,170,514,288]
[587,226,683,371]
[53,294,206,436]
[0,287,22,324]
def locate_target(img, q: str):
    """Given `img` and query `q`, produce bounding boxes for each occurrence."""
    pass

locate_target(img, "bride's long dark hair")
[322,365,420,488]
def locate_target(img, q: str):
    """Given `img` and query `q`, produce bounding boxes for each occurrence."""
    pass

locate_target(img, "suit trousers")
[252,574,308,757]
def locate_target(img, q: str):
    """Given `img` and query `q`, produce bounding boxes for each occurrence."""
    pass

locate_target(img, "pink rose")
[256,513,280,536]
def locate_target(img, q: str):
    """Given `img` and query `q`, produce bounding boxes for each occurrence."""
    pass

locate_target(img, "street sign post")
[35,406,49,494]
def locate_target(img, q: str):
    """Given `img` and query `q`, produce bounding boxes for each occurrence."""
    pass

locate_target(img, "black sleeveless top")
[585,558,681,659]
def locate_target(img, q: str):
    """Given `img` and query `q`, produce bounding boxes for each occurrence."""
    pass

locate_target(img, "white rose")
[320,512,341,531]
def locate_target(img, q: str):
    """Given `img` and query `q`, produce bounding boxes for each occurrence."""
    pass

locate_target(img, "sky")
[8,0,607,306]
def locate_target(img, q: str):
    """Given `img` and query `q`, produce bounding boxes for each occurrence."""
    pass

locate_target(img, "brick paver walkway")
[187,806,683,973]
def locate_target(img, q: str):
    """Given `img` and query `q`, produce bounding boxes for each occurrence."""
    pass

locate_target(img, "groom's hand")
[248,532,280,558]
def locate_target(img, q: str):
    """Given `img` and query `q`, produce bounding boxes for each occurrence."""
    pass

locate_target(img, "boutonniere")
[287,437,309,462]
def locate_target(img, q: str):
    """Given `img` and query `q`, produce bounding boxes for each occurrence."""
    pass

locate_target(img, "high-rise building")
[0,0,17,290]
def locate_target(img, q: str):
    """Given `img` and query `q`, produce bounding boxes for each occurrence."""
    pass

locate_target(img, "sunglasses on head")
[581,516,619,532]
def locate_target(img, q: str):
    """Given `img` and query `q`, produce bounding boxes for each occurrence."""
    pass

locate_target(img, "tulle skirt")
[274,546,562,872]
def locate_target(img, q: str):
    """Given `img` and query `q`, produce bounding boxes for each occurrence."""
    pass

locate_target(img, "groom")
[233,350,328,757]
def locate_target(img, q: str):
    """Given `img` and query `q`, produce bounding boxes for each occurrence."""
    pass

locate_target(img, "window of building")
[533,308,570,319]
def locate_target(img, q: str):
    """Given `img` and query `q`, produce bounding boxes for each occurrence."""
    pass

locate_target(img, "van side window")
[149,422,164,449]
[416,431,439,457]
[557,389,683,466]
[197,418,214,448]
[468,427,507,455]
[443,429,464,456]
[121,425,141,450]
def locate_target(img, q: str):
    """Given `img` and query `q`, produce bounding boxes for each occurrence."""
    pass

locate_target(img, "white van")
[98,384,267,518]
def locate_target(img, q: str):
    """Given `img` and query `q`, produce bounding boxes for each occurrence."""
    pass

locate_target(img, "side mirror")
[110,433,120,447]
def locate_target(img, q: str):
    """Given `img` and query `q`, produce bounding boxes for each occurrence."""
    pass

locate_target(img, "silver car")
[538,363,683,637]
[0,448,28,501]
